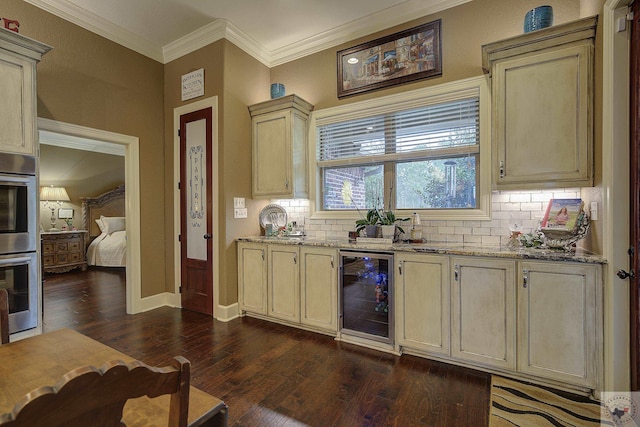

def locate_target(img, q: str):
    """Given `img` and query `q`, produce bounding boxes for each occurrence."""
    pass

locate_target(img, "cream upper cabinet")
[451,257,516,370]
[237,242,267,315]
[0,30,51,155]
[249,95,313,199]
[300,247,338,332]
[267,245,300,322]
[396,253,450,356]
[482,17,597,190]
[517,261,600,388]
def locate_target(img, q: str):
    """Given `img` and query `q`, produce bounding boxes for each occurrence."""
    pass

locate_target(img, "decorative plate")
[259,204,287,229]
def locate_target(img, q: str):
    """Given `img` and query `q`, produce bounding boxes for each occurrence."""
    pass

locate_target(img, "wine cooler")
[339,251,393,345]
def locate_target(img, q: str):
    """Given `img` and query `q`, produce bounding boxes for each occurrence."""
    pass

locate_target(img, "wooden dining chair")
[0,356,191,427]
[0,289,9,345]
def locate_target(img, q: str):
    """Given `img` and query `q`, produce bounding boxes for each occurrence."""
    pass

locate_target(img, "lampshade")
[40,186,70,202]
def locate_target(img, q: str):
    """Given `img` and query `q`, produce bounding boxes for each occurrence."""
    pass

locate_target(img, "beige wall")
[164,40,269,305]
[5,0,166,297]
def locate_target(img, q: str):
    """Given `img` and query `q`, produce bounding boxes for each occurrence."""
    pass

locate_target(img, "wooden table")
[0,329,227,426]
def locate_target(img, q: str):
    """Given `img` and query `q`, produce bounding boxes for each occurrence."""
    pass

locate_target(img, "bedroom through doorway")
[37,119,142,319]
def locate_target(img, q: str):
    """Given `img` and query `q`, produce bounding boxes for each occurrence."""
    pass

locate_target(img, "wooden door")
[267,245,299,322]
[237,242,267,315]
[451,258,516,370]
[517,262,598,388]
[396,253,450,355]
[179,108,213,315]
[630,0,640,391]
[300,247,338,332]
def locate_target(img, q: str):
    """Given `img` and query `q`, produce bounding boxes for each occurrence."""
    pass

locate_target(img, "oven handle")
[0,256,32,266]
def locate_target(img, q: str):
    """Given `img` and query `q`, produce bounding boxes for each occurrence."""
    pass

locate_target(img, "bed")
[81,185,126,267]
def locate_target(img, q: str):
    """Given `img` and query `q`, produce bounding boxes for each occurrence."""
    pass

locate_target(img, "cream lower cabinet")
[517,261,599,388]
[268,245,300,322]
[451,257,516,370]
[300,247,338,332]
[396,253,450,356]
[237,242,267,315]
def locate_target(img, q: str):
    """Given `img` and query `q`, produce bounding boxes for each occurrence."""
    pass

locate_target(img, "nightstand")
[41,231,88,274]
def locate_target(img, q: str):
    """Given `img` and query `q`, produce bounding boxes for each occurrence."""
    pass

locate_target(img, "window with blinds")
[316,94,481,211]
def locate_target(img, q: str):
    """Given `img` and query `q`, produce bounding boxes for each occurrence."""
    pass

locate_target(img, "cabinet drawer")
[69,241,81,252]
[68,253,81,262]
[55,254,68,264]
[55,242,69,253]
[42,255,55,266]
[42,242,55,255]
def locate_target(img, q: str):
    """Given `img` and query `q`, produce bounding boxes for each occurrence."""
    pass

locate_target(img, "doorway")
[173,97,219,318]
[37,118,141,314]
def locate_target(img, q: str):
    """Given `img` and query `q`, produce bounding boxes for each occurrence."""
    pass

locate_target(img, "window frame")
[309,76,492,221]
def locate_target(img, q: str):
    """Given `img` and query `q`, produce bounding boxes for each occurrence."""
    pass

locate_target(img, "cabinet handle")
[285,179,289,190]
[398,261,403,276]
[330,256,334,268]
[522,269,529,288]
[261,249,265,261]
[499,160,505,178]
[454,264,459,281]
[293,253,297,264]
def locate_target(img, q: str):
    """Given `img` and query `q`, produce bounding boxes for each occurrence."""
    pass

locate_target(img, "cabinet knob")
[454,264,459,281]
[499,160,505,178]
[203,234,212,239]
[523,269,529,288]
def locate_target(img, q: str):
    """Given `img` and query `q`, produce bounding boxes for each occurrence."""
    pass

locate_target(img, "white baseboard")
[215,303,239,322]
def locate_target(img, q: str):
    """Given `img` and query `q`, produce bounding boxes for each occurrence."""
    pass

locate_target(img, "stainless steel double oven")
[0,153,39,334]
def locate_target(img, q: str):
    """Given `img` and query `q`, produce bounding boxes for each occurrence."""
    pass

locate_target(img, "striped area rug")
[489,376,608,426]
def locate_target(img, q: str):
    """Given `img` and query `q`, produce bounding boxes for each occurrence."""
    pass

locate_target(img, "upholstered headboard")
[81,185,125,239]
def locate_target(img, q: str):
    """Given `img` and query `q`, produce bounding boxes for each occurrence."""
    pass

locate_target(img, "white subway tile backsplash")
[270,189,581,246]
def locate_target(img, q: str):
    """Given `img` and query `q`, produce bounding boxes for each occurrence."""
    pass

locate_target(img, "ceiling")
[24,0,470,65]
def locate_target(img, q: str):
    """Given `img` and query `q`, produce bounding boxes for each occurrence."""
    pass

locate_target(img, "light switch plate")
[233,197,245,209]
[234,208,248,218]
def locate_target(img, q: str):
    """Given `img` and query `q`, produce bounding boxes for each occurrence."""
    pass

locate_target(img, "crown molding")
[268,0,472,66]
[26,0,472,66]
[163,19,271,66]
[24,0,164,62]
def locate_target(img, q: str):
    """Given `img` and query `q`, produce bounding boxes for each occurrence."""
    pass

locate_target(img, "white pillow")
[100,216,125,234]
[95,218,105,233]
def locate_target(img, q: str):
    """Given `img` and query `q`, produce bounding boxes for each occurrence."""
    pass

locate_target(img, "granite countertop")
[236,236,606,264]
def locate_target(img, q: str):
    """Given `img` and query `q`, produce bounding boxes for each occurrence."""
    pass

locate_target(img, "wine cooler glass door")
[340,251,393,345]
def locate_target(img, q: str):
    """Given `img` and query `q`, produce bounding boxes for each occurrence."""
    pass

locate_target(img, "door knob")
[203,234,212,239]
[617,269,635,280]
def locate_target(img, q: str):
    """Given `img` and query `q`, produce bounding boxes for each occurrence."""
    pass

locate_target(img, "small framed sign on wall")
[181,68,205,101]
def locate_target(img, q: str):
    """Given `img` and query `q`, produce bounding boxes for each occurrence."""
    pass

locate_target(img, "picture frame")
[58,208,74,219]
[337,19,442,98]
[541,199,584,231]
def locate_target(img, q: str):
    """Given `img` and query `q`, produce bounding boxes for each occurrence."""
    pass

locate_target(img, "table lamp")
[40,185,70,231]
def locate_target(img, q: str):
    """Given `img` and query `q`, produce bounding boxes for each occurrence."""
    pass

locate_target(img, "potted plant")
[377,209,409,241]
[355,209,380,238]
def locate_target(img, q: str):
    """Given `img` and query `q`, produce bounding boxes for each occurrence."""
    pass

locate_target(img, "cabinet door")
[237,243,267,315]
[396,254,450,355]
[452,258,516,369]
[493,42,593,189]
[252,110,292,198]
[300,247,337,332]
[268,245,299,322]
[0,50,36,155]
[517,261,599,388]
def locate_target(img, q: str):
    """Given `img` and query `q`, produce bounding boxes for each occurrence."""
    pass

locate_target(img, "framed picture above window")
[337,20,442,98]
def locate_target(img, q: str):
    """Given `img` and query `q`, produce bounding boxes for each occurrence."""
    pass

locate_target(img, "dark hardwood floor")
[42,268,491,426]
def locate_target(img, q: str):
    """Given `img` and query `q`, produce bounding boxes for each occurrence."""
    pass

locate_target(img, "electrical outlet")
[590,201,598,221]
[233,197,245,209]
[234,208,248,218]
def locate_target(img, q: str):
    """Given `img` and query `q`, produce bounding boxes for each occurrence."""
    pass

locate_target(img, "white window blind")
[317,96,480,166]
